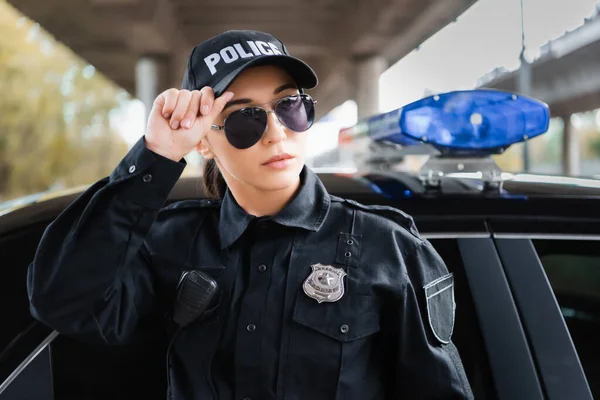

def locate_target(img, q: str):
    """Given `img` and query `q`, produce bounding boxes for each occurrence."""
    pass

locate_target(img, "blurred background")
[2,0,600,203]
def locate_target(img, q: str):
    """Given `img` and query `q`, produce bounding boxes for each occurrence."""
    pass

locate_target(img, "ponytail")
[201,158,227,199]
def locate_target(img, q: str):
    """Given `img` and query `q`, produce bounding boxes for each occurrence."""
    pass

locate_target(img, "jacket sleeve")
[392,239,474,399]
[26,136,186,345]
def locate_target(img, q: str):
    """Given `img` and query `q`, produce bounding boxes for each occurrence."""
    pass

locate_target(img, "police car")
[0,90,598,400]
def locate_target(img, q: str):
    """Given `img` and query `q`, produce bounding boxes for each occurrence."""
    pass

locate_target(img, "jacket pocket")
[284,293,381,400]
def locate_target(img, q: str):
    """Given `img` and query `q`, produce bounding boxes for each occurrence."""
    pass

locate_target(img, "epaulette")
[158,199,221,216]
[331,195,421,240]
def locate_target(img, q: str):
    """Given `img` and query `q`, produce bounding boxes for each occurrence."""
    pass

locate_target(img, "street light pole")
[518,0,531,172]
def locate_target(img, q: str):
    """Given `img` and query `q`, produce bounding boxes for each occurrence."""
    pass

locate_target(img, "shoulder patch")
[338,197,421,240]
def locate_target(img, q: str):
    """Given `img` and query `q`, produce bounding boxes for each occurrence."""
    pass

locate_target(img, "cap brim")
[212,55,318,97]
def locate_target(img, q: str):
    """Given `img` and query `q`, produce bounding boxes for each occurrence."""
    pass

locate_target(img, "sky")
[379,0,600,111]
[116,0,600,158]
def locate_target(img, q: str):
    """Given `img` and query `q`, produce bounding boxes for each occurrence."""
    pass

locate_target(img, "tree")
[0,0,131,202]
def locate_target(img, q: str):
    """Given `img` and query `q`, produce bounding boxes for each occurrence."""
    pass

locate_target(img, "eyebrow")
[222,82,298,111]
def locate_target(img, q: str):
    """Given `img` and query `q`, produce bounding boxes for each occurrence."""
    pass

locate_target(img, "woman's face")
[203,65,308,193]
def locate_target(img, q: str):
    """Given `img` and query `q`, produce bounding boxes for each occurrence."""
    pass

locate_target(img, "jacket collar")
[218,165,330,249]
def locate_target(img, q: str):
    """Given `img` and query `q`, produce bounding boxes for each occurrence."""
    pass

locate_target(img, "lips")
[262,154,294,165]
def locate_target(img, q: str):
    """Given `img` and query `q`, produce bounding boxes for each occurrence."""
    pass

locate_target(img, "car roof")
[5,168,598,216]
[2,170,599,239]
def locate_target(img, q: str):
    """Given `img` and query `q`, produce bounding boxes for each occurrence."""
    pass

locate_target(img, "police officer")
[27,30,474,399]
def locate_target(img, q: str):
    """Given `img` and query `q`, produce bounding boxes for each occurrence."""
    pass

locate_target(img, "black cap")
[182,30,318,97]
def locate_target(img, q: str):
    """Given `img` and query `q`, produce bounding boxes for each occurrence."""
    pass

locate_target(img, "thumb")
[208,91,234,121]
[150,92,168,118]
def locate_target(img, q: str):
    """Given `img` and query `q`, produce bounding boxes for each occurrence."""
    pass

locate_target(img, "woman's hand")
[144,87,233,161]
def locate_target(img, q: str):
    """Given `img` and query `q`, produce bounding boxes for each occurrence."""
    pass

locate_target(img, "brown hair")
[201,158,227,199]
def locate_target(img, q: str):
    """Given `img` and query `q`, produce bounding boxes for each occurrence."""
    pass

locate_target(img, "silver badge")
[303,263,347,303]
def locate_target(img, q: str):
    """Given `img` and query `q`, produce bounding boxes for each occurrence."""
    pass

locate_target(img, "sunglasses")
[211,94,316,149]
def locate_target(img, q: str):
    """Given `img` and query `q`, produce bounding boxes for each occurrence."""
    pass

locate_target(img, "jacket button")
[246,324,256,332]
[142,174,152,183]
[344,252,352,257]
[128,165,136,173]
[340,324,349,334]
[258,264,267,272]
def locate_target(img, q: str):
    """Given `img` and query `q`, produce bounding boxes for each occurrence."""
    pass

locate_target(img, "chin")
[256,163,303,191]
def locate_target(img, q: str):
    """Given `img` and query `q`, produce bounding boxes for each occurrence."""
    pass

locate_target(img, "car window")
[428,239,497,400]
[0,336,54,400]
[533,239,600,398]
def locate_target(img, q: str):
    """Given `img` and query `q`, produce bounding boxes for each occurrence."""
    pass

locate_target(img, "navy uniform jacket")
[27,136,474,400]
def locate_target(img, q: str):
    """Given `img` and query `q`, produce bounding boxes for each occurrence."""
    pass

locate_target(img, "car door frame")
[452,235,545,400]
[492,232,597,400]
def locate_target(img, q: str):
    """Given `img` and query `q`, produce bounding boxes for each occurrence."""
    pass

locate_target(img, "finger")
[156,88,179,119]
[181,90,202,129]
[209,91,235,120]
[170,90,192,130]
[199,87,215,116]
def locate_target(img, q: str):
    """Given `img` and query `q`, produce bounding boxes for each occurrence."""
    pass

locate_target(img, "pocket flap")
[292,293,380,342]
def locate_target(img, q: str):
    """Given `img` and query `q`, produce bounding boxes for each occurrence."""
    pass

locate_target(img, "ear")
[195,139,216,160]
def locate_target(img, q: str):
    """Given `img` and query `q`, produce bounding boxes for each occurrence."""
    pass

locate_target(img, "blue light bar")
[343,89,550,155]
[339,108,420,147]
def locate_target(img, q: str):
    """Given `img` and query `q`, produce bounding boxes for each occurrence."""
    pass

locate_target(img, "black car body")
[0,169,598,400]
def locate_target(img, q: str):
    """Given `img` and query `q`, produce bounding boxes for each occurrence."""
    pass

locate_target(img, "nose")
[262,110,287,144]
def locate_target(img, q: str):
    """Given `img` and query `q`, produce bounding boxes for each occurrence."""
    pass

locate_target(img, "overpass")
[6,0,476,121]
[478,7,600,175]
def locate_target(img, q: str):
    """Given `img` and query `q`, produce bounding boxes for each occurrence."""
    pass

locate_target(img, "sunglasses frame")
[210,93,317,137]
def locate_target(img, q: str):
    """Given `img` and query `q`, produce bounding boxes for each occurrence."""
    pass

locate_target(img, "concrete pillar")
[562,115,580,176]
[136,56,164,123]
[169,48,190,89]
[355,56,387,119]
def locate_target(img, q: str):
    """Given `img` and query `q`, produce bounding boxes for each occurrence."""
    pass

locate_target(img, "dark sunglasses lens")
[224,107,267,149]
[275,95,315,132]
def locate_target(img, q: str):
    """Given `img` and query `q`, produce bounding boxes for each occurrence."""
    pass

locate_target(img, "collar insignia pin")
[303,263,346,303]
